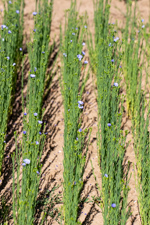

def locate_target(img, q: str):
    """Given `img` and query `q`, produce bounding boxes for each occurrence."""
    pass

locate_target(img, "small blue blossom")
[104,174,108,178]
[9,1,12,3]
[109,43,111,47]
[72,32,75,35]
[13,63,16,66]
[82,51,85,55]
[36,141,39,145]
[63,53,67,57]
[8,30,11,34]
[37,171,40,174]
[39,131,42,135]
[23,131,26,135]
[111,203,116,208]
[107,123,111,127]
[78,101,83,105]
[38,121,43,124]
[142,25,145,28]
[74,181,76,185]
[1,25,7,30]
[23,159,30,164]
[82,42,85,46]
[6,56,10,60]
[78,104,84,109]
[114,37,119,42]
[84,25,87,28]
[75,27,78,30]
[34,67,37,72]
[42,51,45,54]
[113,82,118,87]
[24,112,27,116]
[33,29,36,32]
[33,12,37,16]
[119,65,122,68]
[34,113,38,116]
[30,74,36,78]
[76,137,78,141]
[16,10,19,14]
[4,141,6,143]
[141,19,144,22]
[19,48,22,51]
[111,59,114,62]
[79,128,82,132]
[84,60,88,64]
[22,163,26,166]
[70,40,72,43]
[77,54,83,61]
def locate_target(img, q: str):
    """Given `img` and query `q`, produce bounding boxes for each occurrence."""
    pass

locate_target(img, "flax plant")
[132,86,150,224]
[88,0,130,224]
[60,1,89,224]
[12,0,54,224]
[122,0,145,119]
[0,0,24,175]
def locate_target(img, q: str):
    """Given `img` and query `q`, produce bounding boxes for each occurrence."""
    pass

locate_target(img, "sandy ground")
[0,0,150,224]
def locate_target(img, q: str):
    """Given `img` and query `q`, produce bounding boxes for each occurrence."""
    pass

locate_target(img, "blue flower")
[78,104,83,109]
[36,141,39,145]
[33,12,37,16]
[63,53,67,57]
[82,51,85,55]
[107,123,111,127]
[72,32,75,35]
[78,100,83,105]
[23,131,26,134]
[16,10,19,14]
[8,30,11,34]
[84,25,87,28]
[13,63,16,66]
[70,40,72,43]
[19,48,22,51]
[104,174,108,178]
[39,131,42,135]
[42,51,45,54]
[38,121,43,124]
[114,37,119,42]
[113,82,118,87]
[111,59,114,62]
[9,1,12,3]
[22,163,26,166]
[37,171,40,174]
[111,203,116,208]
[77,54,83,61]
[79,128,82,132]
[76,137,78,141]
[1,25,7,30]
[24,112,27,116]
[33,29,36,32]
[34,113,38,116]
[30,74,36,78]
[23,159,30,164]
[34,67,37,72]
[82,42,85,46]
[142,25,145,28]
[6,56,10,60]
[141,19,144,22]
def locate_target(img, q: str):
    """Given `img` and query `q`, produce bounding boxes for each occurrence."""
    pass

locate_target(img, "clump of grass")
[12,0,54,224]
[88,0,131,224]
[60,1,89,224]
[0,0,24,175]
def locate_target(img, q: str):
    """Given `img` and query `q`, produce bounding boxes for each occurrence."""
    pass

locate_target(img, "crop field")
[0,0,150,224]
